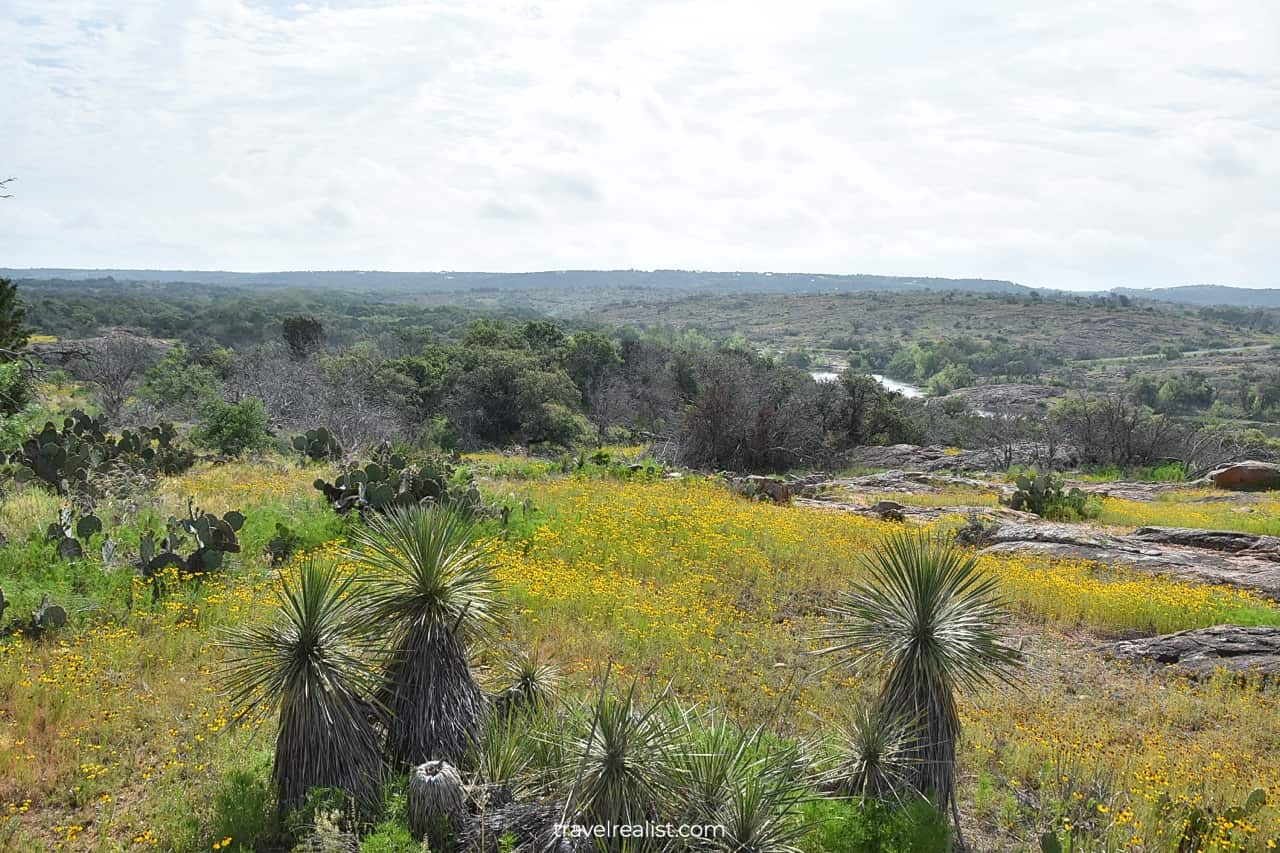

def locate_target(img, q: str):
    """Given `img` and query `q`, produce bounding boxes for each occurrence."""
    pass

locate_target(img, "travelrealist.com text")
[552,822,728,840]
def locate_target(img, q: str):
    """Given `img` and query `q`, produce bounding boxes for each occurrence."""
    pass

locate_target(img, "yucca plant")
[466,710,533,806]
[348,504,498,767]
[565,681,681,824]
[671,709,814,853]
[815,531,1021,819]
[823,701,917,801]
[221,558,384,816]
[492,646,563,718]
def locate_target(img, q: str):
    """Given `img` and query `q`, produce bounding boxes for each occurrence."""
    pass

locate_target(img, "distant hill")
[0,268,1032,296]
[1113,285,1280,309]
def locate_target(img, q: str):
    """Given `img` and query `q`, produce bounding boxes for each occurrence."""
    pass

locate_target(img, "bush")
[195,397,272,457]
[799,797,951,853]
[359,820,418,853]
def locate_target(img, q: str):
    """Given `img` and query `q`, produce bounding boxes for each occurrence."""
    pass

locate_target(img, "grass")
[1099,494,1280,536]
[2,460,1280,850]
[1073,463,1187,483]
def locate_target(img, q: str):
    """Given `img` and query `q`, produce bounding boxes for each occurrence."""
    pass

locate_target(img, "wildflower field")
[1,458,1279,850]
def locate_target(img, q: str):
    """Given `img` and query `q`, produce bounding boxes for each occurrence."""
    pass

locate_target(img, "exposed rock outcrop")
[842,443,1075,473]
[1070,481,1192,502]
[941,383,1066,417]
[727,474,794,503]
[1208,460,1280,491]
[823,470,1006,496]
[1131,526,1280,560]
[978,523,1280,600]
[1100,625,1280,679]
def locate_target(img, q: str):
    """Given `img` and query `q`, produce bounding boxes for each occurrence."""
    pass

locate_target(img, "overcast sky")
[1,1,1278,289]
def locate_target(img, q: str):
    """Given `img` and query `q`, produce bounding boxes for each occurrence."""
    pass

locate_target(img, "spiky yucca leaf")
[221,558,384,814]
[347,504,498,767]
[814,531,1021,811]
[467,710,533,797]
[349,503,499,635]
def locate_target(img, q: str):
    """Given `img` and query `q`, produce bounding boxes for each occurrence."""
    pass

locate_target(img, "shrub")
[359,820,418,853]
[799,797,951,853]
[195,397,272,457]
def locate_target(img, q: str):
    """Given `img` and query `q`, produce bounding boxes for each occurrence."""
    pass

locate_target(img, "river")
[810,370,925,398]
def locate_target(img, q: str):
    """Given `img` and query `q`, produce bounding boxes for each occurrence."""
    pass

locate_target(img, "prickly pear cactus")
[32,594,68,632]
[8,410,195,494]
[292,426,342,462]
[46,507,101,561]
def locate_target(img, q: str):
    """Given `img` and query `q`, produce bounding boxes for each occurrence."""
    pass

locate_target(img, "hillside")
[1,268,1032,296]
[1114,285,1280,309]
[584,290,1280,361]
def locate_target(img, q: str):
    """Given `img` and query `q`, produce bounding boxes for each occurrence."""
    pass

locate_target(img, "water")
[810,370,925,398]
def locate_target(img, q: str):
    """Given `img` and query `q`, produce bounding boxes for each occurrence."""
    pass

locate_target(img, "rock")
[1131,527,1280,560]
[842,443,1074,473]
[1100,625,1280,680]
[979,523,1280,600]
[408,760,467,844]
[1208,460,1280,491]
[728,475,793,503]
[869,500,906,514]
[941,383,1066,417]
[1071,481,1189,502]
[826,470,1006,496]
[795,498,1034,525]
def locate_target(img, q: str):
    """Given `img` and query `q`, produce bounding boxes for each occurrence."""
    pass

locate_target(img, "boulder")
[1208,460,1280,491]
[1100,625,1280,679]
[728,475,792,503]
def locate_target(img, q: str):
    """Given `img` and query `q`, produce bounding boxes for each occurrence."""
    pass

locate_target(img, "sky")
[1,0,1278,290]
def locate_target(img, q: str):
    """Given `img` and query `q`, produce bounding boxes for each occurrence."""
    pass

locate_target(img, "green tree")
[139,345,219,415]
[831,371,917,447]
[0,277,29,353]
[564,331,621,399]
[194,397,272,456]
[281,315,325,359]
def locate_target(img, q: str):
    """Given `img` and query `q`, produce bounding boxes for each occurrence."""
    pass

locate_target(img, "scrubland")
[1,454,1278,851]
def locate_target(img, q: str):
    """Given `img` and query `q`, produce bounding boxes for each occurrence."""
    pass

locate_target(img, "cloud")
[0,0,1277,289]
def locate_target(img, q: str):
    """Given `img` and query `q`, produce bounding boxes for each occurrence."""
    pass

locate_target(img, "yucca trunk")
[881,666,960,810]
[274,687,384,815]
[408,760,468,846]
[383,619,487,767]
